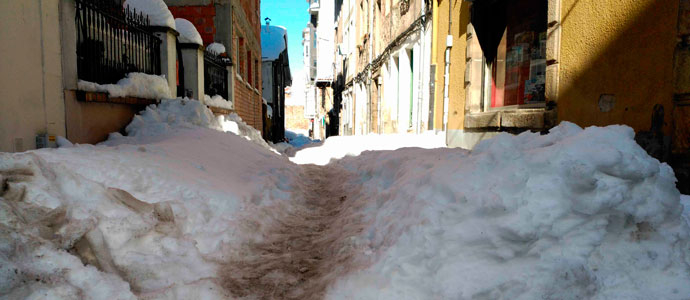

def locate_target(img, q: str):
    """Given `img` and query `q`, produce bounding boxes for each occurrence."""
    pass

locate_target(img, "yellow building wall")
[432,0,470,131]
[557,0,678,135]
[0,0,66,152]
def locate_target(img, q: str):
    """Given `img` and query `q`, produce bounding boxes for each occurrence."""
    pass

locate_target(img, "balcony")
[308,0,320,15]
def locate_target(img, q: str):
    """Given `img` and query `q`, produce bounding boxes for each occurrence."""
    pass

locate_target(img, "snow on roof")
[124,0,175,29]
[206,42,226,55]
[261,25,288,61]
[175,18,203,45]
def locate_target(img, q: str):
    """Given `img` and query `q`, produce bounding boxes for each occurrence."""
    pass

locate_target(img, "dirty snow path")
[222,164,365,299]
[2,98,690,300]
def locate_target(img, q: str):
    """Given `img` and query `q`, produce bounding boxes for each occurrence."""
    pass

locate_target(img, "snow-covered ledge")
[76,72,171,104]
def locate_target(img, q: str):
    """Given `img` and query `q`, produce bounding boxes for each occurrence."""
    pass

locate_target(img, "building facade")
[433,0,690,191]
[331,0,433,136]
[301,0,336,140]
[166,0,264,131]
[261,24,291,143]
[1,0,168,151]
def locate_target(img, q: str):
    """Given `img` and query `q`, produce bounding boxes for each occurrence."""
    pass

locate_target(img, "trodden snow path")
[221,164,367,299]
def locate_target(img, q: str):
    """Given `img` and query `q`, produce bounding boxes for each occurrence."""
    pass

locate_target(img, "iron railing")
[204,51,229,99]
[75,0,161,84]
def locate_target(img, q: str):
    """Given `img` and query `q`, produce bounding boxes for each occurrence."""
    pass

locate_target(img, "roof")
[261,25,288,61]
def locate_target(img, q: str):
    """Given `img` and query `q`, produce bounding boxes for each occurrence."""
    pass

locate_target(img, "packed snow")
[204,94,234,110]
[206,42,226,55]
[2,94,689,299]
[291,132,446,165]
[680,195,690,229]
[324,123,690,299]
[77,73,171,99]
[1,98,295,299]
[272,129,320,156]
[175,18,203,45]
[285,130,314,148]
[123,0,175,29]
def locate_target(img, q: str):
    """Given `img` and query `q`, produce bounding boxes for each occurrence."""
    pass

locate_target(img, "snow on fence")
[75,0,161,85]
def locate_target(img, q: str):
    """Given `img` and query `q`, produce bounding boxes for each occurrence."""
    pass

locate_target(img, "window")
[254,60,258,87]
[487,0,547,108]
[247,51,252,85]
[238,37,245,79]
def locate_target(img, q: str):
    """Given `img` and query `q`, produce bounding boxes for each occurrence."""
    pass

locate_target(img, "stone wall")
[285,105,309,131]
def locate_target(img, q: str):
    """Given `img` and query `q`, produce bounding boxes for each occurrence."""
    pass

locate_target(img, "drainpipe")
[416,1,426,134]
[442,0,452,131]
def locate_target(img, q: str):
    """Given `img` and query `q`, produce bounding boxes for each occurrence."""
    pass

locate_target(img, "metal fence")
[204,51,229,99]
[75,0,161,85]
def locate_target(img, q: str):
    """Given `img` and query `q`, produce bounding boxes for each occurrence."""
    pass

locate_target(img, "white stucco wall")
[0,0,66,152]
[315,0,334,82]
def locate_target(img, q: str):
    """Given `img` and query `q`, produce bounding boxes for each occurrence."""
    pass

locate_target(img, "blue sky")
[261,0,309,74]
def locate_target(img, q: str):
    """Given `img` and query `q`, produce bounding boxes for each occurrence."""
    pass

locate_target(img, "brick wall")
[167,0,263,132]
[238,0,261,41]
[232,0,262,131]
[168,5,216,45]
[234,76,262,130]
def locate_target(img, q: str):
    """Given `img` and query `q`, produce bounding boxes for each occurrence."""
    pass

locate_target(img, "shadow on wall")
[556,0,676,134]
[555,0,688,192]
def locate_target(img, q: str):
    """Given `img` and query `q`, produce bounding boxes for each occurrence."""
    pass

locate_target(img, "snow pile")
[273,130,321,156]
[123,0,175,29]
[285,130,315,148]
[57,136,74,148]
[1,114,298,298]
[204,94,234,110]
[260,25,287,60]
[115,98,220,140]
[175,18,202,45]
[0,154,137,299]
[291,132,446,165]
[218,113,276,153]
[206,42,226,55]
[683,195,690,227]
[106,97,274,153]
[78,73,171,99]
[325,122,690,299]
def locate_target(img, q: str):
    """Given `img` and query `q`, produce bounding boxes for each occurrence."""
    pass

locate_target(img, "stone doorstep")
[76,91,159,106]
[464,109,556,130]
[208,106,235,115]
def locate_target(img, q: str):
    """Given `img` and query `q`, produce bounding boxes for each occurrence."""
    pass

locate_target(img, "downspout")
[378,80,382,133]
[442,0,452,131]
[416,0,426,134]
[367,0,374,134]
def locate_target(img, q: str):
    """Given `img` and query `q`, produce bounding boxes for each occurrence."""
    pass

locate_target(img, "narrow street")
[221,164,364,299]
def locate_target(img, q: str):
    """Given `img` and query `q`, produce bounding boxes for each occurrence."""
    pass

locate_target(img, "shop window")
[486,0,547,108]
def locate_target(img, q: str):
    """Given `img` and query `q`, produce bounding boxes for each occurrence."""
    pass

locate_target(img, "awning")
[469,0,507,63]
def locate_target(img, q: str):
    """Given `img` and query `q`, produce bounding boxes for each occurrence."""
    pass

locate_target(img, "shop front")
[463,0,555,132]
